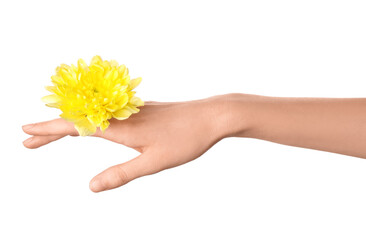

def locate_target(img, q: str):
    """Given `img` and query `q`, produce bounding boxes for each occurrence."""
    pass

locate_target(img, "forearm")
[214,93,366,159]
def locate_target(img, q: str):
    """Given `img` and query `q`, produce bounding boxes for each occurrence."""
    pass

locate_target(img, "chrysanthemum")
[42,55,144,136]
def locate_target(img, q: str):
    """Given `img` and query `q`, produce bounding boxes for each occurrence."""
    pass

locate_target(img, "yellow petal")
[60,69,76,84]
[100,120,110,132]
[110,60,119,68]
[74,118,96,136]
[125,104,140,113]
[129,96,144,106]
[51,75,64,85]
[102,60,111,70]
[45,86,56,93]
[90,55,103,65]
[116,93,129,108]
[118,64,127,76]
[71,64,78,73]
[114,84,128,93]
[120,75,130,86]
[87,114,100,126]
[105,69,118,82]
[89,63,104,74]
[42,94,61,104]
[46,103,60,108]
[60,112,85,122]
[78,58,88,72]
[106,104,120,112]
[60,64,71,71]
[112,108,132,120]
[129,77,142,90]
[127,91,136,99]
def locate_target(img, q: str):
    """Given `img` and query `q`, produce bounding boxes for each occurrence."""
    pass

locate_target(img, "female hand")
[24,92,366,192]
[22,96,228,192]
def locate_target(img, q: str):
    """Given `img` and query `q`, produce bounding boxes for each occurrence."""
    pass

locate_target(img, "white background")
[1,0,366,239]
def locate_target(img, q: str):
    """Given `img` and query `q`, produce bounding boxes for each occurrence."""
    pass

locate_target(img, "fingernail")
[23,137,33,145]
[22,124,34,131]
[90,180,103,192]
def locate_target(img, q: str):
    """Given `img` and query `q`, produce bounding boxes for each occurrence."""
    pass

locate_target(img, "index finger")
[22,118,78,136]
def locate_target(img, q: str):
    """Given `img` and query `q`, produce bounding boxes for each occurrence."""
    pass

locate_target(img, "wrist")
[206,93,259,140]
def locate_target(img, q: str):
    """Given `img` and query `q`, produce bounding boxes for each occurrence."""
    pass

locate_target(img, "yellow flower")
[42,55,144,136]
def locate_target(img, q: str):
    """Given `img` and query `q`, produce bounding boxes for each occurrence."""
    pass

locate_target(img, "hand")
[22,96,228,192]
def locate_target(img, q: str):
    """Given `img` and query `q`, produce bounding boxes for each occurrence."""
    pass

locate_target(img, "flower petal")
[129,77,142,90]
[116,93,129,108]
[112,109,132,120]
[60,112,85,122]
[106,104,120,112]
[60,69,76,84]
[51,75,64,85]
[74,118,96,136]
[110,60,119,68]
[125,104,140,113]
[42,94,61,104]
[118,64,127,76]
[90,55,103,65]
[45,86,56,93]
[78,58,88,72]
[46,103,60,108]
[129,96,144,106]
[100,120,110,132]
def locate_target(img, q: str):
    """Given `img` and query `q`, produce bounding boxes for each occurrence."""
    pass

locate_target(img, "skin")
[22,93,366,192]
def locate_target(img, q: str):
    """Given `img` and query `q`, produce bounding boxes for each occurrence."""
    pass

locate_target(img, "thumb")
[89,152,156,192]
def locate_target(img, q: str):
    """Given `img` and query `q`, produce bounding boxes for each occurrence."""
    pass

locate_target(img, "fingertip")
[23,135,65,149]
[89,179,104,193]
[22,124,35,134]
[89,154,153,193]
[23,137,42,149]
[23,137,34,148]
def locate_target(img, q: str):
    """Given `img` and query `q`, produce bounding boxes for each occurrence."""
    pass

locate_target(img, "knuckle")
[98,166,130,190]
[116,165,130,185]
